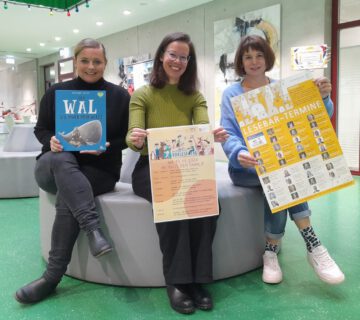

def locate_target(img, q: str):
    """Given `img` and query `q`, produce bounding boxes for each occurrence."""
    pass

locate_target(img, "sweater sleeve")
[220,86,248,169]
[193,92,210,125]
[126,87,147,151]
[34,88,55,153]
[322,95,334,118]
[106,89,130,153]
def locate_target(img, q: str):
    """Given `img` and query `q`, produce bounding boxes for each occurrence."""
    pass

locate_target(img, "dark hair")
[234,35,275,76]
[150,32,198,95]
[74,38,107,63]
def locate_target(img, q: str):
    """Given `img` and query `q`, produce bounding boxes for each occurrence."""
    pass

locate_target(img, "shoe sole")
[195,303,213,311]
[262,277,282,284]
[307,257,345,285]
[14,290,55,304]
[170,305,196,314]
[94,247,113,258]
[14,292,30,304]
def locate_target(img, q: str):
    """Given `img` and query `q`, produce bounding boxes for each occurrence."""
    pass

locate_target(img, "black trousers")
[132,156,218,285]
[35,151,117,283]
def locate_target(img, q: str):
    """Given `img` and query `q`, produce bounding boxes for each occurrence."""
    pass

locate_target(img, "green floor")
[1,177,359,320]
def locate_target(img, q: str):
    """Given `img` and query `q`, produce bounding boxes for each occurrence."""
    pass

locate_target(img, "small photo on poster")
[307,114,315,121]
[303,162,311,170]
[247,132,267,148]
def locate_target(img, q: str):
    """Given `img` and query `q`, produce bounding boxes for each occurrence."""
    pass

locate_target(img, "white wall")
[0,60,37,113]
[98,0,331,123]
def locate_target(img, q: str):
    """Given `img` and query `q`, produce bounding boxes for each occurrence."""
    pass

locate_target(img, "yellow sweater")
[126,84,209,155]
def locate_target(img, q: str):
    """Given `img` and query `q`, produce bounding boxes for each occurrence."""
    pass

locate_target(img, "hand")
[238,152,258,168]
[314,77,331,98]
[50,136,63,153]
[213,126,229,143]
[129,128,148,149]
[80,142,110,155]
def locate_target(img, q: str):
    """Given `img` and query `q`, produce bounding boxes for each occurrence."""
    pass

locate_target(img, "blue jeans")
[228,166,311,240]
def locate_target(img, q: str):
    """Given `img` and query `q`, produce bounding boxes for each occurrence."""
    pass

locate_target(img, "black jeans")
[132,156,218,285]
[35,151,116,283]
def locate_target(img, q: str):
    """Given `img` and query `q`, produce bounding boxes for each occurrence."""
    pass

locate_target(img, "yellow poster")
[147,124,219,223]
[230,72,354,213]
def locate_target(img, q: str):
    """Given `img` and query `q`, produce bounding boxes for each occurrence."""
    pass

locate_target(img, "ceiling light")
[123,10,131,15]
[40,43,45,47]
[26,48,32,52]
[54,37,61,41]
[96,21,103,26]
[73,29,79,34]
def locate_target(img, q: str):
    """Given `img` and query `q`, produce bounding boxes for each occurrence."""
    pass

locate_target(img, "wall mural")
[214,4,281,124]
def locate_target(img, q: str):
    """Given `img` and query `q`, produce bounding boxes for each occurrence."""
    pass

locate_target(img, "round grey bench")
[39,150,264,286]
[0,124,41,198]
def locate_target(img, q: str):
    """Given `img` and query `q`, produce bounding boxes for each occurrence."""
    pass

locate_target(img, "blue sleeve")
[322,95,334,118]
[220,86,248,169]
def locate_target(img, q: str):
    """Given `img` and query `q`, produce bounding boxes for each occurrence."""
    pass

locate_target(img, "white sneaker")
[262,251,283,284]
[307,245,345,284]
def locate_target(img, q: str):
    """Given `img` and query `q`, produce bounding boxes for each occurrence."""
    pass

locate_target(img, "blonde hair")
[73,38,107,63]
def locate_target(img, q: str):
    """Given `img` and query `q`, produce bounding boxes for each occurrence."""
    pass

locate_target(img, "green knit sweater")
[126,84,209,155]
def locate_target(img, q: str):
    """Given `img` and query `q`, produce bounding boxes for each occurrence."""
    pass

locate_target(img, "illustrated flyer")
[147,124,219,223]
[230,72,354,213]
[291,45,329,70]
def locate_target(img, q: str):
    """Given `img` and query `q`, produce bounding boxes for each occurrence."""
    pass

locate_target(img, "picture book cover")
[55,90,106,151]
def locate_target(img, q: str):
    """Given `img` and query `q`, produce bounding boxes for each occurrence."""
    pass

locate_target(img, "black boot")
[166,285,195,314]
[87,229,112,258]
[15,277,58,304]
[186,283,213,310]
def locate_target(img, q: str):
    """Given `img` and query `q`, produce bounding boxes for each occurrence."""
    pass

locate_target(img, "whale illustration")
[59,120,102,147]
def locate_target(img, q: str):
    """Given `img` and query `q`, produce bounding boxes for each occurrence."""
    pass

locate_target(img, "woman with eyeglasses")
[126,32,228,314]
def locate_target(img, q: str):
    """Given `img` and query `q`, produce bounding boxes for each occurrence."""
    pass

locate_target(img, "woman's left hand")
[315,77,332,98]
[213,126,229,143]
[80,142,110,155]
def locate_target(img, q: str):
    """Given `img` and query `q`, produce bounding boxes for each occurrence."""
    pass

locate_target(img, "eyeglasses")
[165,51,190,64]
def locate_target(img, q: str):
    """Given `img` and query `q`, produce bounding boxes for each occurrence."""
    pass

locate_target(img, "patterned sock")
[299,226,321,252]
[265,241,278,253]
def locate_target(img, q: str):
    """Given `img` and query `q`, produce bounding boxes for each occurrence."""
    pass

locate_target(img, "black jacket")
[34,77,130,180]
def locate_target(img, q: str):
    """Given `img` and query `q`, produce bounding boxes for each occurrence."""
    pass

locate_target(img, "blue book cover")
[55,90,106,151]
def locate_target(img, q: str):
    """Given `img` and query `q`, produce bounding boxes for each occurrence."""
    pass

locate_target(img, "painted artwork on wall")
[117,54,153,95]
[214,4,281,124]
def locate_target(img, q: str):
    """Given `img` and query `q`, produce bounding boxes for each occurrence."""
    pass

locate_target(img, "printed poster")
[147,124,219,223]
[291,45,329,70]
[55,90,106,151]
[230,72,354,213]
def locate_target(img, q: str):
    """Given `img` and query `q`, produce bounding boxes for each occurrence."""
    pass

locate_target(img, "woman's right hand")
[238,152,258,168]
[129,128,148,149]
[50,136,63,153]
